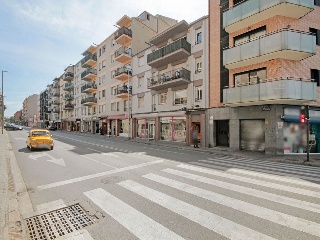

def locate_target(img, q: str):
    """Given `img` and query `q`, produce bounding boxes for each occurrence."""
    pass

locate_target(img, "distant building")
[22,94,39,127]
[13,110,22,124]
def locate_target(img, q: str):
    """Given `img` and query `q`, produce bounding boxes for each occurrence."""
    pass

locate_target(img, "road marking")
[36,199,66,215]
[47,158,66,167]
[37,160,163,190]
[163,168,320,214]
[28,153,66,167]
[144,173,320,238]
[81,155,117,169]
[84,188,183,240]
[102,153,119,158]
[119,180,275,240]
[87,148,101,153]
[182,163,320,199]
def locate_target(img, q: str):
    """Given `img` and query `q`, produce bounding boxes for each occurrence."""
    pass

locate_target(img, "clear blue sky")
[0,0,208,117]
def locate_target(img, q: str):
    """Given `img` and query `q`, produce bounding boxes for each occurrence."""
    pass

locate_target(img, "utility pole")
[2,70,8,134]
[305,105,310,162]
[126,65,131,140]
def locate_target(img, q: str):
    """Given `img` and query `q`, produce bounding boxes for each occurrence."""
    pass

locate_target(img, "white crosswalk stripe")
[81,159,320,240]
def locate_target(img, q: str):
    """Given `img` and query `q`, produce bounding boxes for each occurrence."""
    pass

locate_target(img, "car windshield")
[32,131,49,137]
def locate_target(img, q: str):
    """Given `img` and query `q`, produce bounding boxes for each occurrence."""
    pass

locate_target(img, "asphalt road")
[7,129,320,240]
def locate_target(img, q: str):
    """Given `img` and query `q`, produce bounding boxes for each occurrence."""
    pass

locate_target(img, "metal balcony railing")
[147,68,191,87]
[81,54,97,66]
[81,83,97,92]
[64,72,74,79]
[116,86,132,95]
[114,27,132,40]
[147,38,191,64]
[115,46,132,58]
[81,97,97,104]
[81,68,97,79]
[64,104,74,109]
[115,66,132,77]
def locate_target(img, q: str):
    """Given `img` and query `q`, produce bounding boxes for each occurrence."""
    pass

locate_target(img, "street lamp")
[2,70,8,134]
[126,65,131,140]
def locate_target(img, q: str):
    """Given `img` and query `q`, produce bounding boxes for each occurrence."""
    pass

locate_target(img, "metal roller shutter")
[240,120,265,151]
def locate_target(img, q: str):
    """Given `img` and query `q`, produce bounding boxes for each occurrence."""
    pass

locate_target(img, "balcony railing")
[147,38,191,68]
[81,68,97,81]
[63,104,74,110]
[64,82,74,91]
[223,78,317,106]
[223,29,316,69]
[223,0,314,33]
[81,83,97,93]
[81,97,97,105]
[114,27,132,45]
[53,82,59,88]
[52,90,60,96]
[147,68,191,91]
[115,46,132,64]
[114,66,132,81]
[64,94,73,101]
[81,54,97,68]
[63,72,74,81]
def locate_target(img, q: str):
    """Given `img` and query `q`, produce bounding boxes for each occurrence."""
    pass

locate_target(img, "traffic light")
[300,106,309,124]
[300,113,306,123]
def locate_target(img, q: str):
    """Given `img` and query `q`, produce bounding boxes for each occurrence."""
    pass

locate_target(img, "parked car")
[26,129,54,151]
[4,123,20,131]
[47,126,57,131]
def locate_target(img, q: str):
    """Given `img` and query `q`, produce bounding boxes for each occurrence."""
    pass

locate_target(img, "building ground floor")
[207,105,320,155]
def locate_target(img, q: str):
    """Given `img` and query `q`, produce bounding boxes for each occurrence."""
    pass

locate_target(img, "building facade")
[208,0,320,154]
[22,94,39,127]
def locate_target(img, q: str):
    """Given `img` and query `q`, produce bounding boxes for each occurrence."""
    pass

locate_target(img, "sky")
[0,0,208,117]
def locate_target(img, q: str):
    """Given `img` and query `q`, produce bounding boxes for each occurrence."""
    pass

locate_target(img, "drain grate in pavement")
[25,204,97,240]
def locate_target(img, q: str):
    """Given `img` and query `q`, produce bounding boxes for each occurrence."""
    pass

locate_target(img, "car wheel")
[50,146,53,150]
[30,146,34,151]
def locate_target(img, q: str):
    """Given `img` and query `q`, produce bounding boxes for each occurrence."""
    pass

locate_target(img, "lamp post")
[126,65,131,140]
[2,70,8,134]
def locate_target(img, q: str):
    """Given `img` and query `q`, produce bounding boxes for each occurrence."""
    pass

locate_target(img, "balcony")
[81,54,97,68]
[115,86,132,99]
[147,68,191,91]
[81,68,97,81]
[52,108,59,113]
[63,72,74,81]
[223,78,317,106]
[114,27,132,46]
[81,97,97,106]
[52,100,60,105]
[63,104,74,110]
[223,29,316,69]
[53,82,59,88]
[64,83,74,91]
[114,66,132,82]
[223,0,314,33]
[115,47,132,64]
[52,90,60,96]
[81,83,97,93]
[147,38,191,68]
[116,15,132,28]
[64,94,73,101]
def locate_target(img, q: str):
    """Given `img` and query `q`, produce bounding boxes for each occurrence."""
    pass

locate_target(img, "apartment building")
[22,94,39,127]
[74,60,87,132]
[61,66,75,131]
[209,0,320,154]
[130,16,209,146]
[51,77,61,129]
[93,11,178,136]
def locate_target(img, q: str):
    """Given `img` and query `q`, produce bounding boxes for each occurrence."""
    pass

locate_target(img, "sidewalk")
[68,131,320,167]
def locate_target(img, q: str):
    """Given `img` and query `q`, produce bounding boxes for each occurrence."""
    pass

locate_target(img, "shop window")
[174,89,187,105]
[311,69,320,86]
[310,28,320,45]
[234,68,266,86]
[160,117,172,141]
[234,26,266,46]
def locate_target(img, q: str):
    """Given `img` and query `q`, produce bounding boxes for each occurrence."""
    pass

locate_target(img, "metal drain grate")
[25,204,96,240]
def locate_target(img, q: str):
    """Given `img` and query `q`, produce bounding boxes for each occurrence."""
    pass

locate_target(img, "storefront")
[136,118,156,140]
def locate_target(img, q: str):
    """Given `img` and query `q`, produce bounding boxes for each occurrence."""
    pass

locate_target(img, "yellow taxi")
[26,129,54,151]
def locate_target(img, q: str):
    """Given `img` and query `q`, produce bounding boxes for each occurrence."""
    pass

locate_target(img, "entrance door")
[148,123,155,140]
[216,120,229,147]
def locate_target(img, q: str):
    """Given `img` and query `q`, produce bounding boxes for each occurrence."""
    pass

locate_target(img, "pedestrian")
[192,127,199,148]
[113,126,116,136]
[108,127,112,137]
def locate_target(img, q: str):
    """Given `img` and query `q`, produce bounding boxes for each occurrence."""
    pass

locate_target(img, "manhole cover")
[25,204,97,240]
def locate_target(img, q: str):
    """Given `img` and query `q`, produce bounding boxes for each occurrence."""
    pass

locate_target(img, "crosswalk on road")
[82,157,320,240]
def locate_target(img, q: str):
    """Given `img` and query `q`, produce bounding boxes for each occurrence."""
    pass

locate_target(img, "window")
[196,29,202,44]
[138,77,144,87]
[102,45,106,53]
[315,0,320,6]
[195,57,202,73]
[311,69,320,86]
[116,102,120,111]
[195,86,202,101]
[234,26,266,46]
[98,91,101,99]
[310,28,320,45]
[124,100,128,111]
[111,54,115,63]
[234,68,266,86]
[111,102,116,111]
[174,89,187,105]
[99,63,101,71]
[158,93,167,104]
[98,77,101,85]
[138,96,144,107]
[111,39,116,46]
[138,56,145,67]
[99,48,101,57]
[99,105,101,113]
[111,70,116,78]
[102,75,106,84]
[102,90,106,97]
[102,60,106,68]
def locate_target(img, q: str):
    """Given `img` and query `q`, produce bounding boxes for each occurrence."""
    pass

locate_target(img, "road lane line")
[37,160,163,190]
[84,188,183,240]
[119,180,275,240]
[36,199,67,215]
[163,168,320,214]
[87,148,101,153]
[81,155,117,169]
[144,173,320,238]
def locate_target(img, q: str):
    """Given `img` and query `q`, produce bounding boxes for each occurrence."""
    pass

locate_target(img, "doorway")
[216,120,229,147]
[148,123,155,140]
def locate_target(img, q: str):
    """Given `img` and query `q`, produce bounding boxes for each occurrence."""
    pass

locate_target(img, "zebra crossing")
[81,157,320,240]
